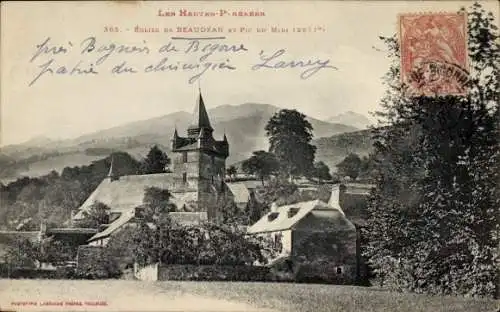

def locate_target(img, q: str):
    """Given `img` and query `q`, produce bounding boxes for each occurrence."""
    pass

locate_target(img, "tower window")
[182,172,187,183]
[182,152,188,163]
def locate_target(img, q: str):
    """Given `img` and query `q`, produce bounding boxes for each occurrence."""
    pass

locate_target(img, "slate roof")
[74,173,198,219]
[247,200,355,234]
[173,142,199,151]
[87,209,136,242]
[87,211,208,242]
[188,93,213,131]
[226,182,252,204]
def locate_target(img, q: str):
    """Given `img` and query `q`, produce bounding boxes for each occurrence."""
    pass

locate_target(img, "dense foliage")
[363,3,499,298]
[226,165,238,181]
[265,109,316,179]
[311,161,332,183]
[104,187,268,267]
[140,145,171,174]
[241,150,280,185]
[0,147,171,230]
[77,201,111,228]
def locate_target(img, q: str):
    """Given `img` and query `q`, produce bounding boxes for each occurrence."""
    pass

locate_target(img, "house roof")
[226,182,252,204]
[247,200,353,234]
[88,209,136,242]
[173,142,199,151]
[74,173,198,219]
[87,211,208,242]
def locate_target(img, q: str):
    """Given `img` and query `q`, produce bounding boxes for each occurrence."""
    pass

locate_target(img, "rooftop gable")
[247,200,355,234]
[74,173,198,219]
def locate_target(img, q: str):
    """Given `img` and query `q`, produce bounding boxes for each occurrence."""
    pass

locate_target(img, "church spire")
[188,89,213,137]
[172,127,179,150]
[107,154,119,181]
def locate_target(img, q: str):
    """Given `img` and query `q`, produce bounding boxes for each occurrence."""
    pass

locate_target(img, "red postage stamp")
[399,12,469,96]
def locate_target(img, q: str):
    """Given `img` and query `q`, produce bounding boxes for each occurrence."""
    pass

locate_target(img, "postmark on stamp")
[399,12,469,96]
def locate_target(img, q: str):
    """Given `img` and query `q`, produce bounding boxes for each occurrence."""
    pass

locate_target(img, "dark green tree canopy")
[226,165,238,181]
[140,145,170,174]
[336,153,362,180]
[141,187,176,221]
[241,150,280,185]
[78,201,111,228]
[265,109,316,179]
[312,161,332,183]
[363,3,499,298]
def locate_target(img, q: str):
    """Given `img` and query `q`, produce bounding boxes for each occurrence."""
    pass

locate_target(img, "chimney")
[40,221,47,234]
[270,202,279,212]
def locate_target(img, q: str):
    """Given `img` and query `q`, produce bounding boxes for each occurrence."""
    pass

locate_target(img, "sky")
[1,1,498,146]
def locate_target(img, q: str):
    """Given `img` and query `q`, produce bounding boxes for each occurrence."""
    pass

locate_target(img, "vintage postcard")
[0,1,499,312]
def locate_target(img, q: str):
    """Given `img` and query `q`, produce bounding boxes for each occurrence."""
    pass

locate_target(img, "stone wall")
[158,265,270,281]
[133,262,158,281]
[134,264,270,281]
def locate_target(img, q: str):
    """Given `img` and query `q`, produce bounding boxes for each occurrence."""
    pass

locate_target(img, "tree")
[312,161,332,184]
[141,187,176,222]
[243,192,264,225]
[256,179,298,214]
[241,151,280,185]
[265,109,316,180]
[336,153,362,180]
[78,201,110,228]
[39,239,75,264]
[363,3,499,298]
[140,145,170,174]
[357,154,378,182]
[4,238,39,270]
[216,196,243,224]
[226,165,238,181]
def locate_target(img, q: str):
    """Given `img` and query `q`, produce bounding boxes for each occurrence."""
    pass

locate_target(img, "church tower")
[171,90,229,219]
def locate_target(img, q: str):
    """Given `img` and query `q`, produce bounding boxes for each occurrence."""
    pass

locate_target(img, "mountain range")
[0,103,372,183]
[325,111,374,130]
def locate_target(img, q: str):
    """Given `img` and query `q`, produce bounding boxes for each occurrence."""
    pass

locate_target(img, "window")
[182,172,187,183]
[182,152,188,163]
[287,207,299,218]
[268,212,279,222]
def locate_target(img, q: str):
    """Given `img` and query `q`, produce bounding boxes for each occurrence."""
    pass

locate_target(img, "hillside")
[0,103,358,182]
[326,111,374,129]
[314,128,374,172]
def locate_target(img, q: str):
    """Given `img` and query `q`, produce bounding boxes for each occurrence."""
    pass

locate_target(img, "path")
[0,279,277,312]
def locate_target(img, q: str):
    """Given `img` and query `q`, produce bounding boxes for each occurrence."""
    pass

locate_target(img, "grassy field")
[158,281,499,312]
[0,279,498,312]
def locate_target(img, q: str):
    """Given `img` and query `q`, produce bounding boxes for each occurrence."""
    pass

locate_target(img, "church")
[73,90,231,246]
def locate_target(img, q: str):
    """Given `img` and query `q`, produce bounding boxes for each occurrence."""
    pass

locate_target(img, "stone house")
[246,195,358,283]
